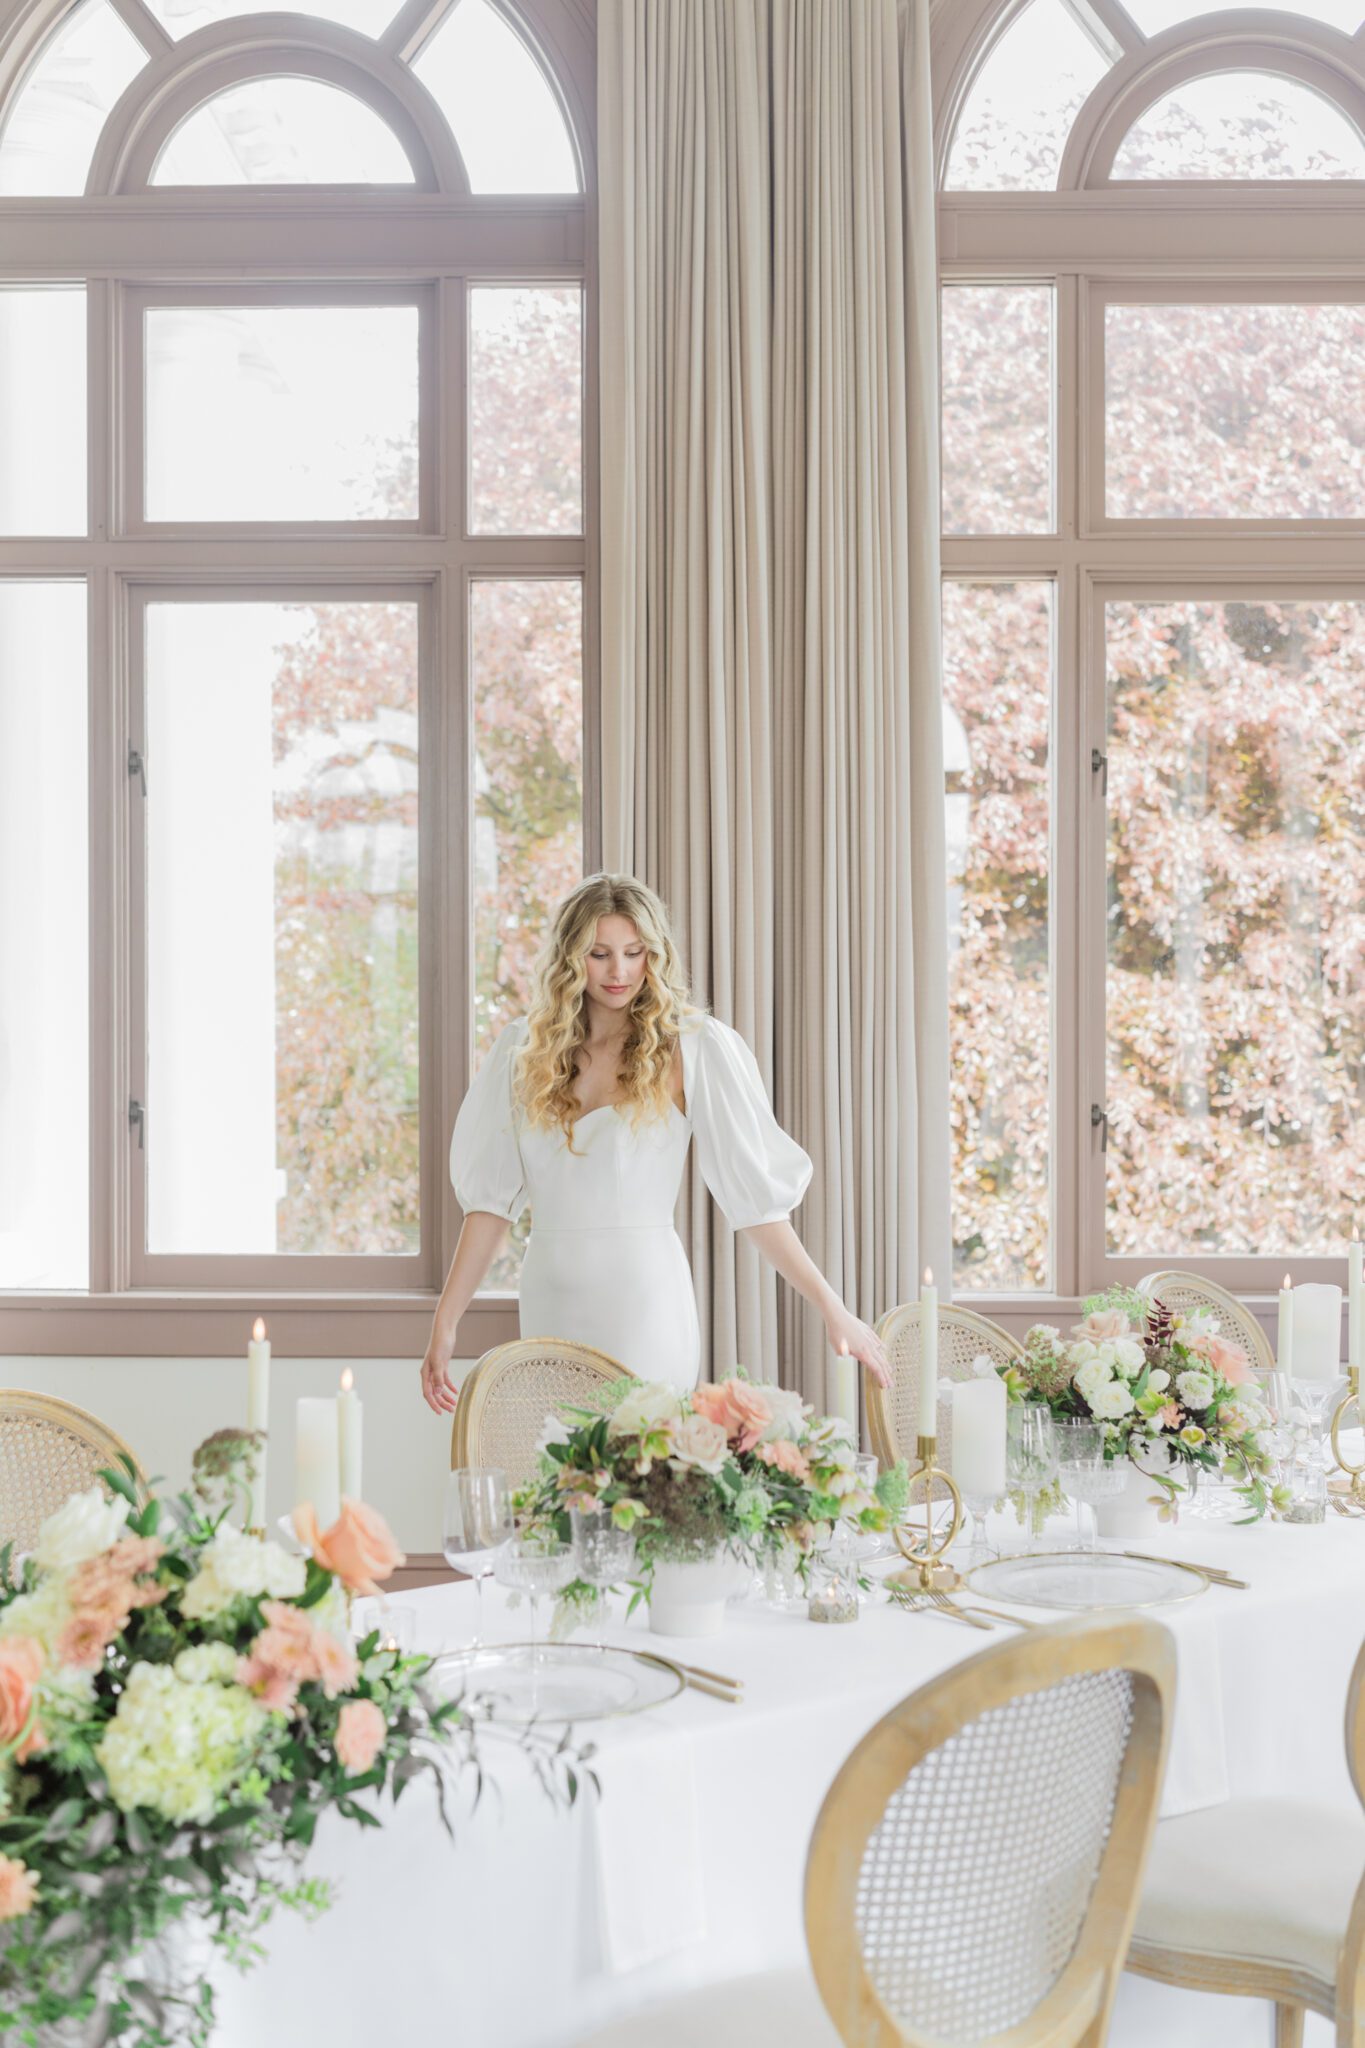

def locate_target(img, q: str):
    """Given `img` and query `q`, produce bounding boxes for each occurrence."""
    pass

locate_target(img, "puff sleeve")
[681,1016,813,1229]
[449,1019,529,1222]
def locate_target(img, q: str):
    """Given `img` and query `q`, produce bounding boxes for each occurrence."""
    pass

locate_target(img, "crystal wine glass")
[1054,1417,1127,1553]
[1007,1405,1058,1553]
[569,1507,637,1646]
[494,1533,575,1662]
[442,1468,513,1649]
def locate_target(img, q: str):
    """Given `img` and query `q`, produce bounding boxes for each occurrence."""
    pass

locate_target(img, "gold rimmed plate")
[429,1641,685,1723]
[965,1550,1209,1613]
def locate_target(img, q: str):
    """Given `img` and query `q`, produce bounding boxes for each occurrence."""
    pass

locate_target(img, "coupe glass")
[442,1467,513,1648]
[1007,1405,1058,1552]
[569,1507,637,1645]
[1054,1417,1127,1552]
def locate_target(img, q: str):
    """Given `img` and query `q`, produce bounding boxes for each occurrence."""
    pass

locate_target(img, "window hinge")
[1091,1102,1109,1152]
[129,1098,145,1151]
[128,745,147,797]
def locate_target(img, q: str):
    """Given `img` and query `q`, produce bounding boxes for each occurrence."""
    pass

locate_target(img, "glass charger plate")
[429,1642,684,1723]
[965,1550,1208,1612]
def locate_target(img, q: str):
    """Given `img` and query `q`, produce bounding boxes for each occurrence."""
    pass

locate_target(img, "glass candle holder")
[807,1565,859,1624]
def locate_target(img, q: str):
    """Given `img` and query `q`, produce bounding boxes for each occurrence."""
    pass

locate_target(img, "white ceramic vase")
[647,1551,749,1637]
[1094,1463,1166,1539]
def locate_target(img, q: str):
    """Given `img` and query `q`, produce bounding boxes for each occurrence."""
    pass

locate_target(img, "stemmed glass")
[1054,1417,1127,1553]
[494,1533,575,1664]
[569,1507,638,1647]
[1007,1405,1058,1552]
[442,1468,513,1649]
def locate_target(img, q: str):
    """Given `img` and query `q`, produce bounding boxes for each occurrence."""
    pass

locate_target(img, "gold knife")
[1123,1550,1249,1590]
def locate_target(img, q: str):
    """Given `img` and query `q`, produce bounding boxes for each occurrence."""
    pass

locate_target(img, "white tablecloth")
[220,1512,1364,2048]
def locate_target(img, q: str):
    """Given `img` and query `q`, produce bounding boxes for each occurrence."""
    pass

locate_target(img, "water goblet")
[569,1507,638,1646]
[494,1533,575,1662]
[1054,1417,1127,1552]
[442,1468,513,1650]
[1007,1405,1058,1552]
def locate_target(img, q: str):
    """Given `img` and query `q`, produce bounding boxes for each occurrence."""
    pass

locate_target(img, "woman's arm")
[419,1212,512,1414]
[741,1219,891,1388]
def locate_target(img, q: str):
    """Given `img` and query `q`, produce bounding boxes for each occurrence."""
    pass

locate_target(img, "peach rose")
[692,1378,774,1451]
[755,1438,811,1483]
[1191,1334,1254,1386]
[294,1500,405,1598]
[1072,1309,1129,1341]
[0,1853,39,1923]
[335,1697,386,1774]
[0,1637,45,1763]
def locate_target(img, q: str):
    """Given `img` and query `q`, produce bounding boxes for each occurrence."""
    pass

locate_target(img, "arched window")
[0,0,592,1353]
[935,0,1365,1310]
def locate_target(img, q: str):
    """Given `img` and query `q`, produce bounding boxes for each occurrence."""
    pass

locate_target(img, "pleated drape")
[599,0,950,1407]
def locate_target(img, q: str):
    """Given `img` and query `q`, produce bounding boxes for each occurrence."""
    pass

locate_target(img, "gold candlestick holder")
[1330,1368,1365,1506]
[889,1434,965,1593]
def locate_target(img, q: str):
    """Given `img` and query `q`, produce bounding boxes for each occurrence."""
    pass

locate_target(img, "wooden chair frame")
[866,1301,1024,1474]
[1137,1271,1276,1376]
[0,1390,144,1551]
[449,1337,632,1481]
[805,1614,1176,2048]
[1126,1638,1365,2048]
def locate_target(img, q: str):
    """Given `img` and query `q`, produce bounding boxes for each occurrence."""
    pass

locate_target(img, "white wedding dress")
[449,1014,812,1389]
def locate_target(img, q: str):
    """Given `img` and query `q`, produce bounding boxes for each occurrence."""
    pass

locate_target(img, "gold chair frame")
[449,1337,633,1489]
[1126,1639,1365,2048]
[0,1389,143,1554]
[866,1301,1023,1487]
[1137,1270,1276,1376]
[805,1614,1176,2048]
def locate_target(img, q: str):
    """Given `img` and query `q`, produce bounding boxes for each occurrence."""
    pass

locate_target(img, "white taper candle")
[1277,1274,1293,1376]
[337,1367,363,1500]
[831,1341,858,1441]
[919,1268,939,1440]
[246,1317,270,1529]
[1350,1233,1363,1375]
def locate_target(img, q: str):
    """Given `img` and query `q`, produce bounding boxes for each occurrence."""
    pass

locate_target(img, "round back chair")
[0,1390,142,1556]
[450,1338,633,1491]
[866,1303,1022,1497]
[1137,1272,1275,1376]
[805,1613,1176,2048]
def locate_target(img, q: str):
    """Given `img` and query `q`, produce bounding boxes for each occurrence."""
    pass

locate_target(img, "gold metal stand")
[889,1433,965,1593]
[1330,1369,1365,1506]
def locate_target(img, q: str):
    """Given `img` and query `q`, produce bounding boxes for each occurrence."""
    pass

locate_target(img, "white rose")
[1176,1370,1214,1411]
[1067,1339,1106,1372]
[667,1414,731,1475]
[758,1385,809,1444]
[1111,1338,1146,1378]
[1073,1359,1114,1407]
[34,1487,130,1574]
[607,1382,682,1438]
[1088,1380,1136,1421]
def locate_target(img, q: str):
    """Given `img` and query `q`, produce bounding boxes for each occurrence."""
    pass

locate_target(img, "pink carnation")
[335,1697,386,1774]
[1158,1401,1183,1431]
[235,1655,300,1715]
[692,1378,774,1451]
[312,1630,359,1700]
[755,1438,811,1483]
[55,1612,115,1673]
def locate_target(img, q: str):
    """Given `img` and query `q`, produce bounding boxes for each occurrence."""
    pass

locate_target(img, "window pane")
[0,584,88,1289]
[1113,74,1365,180]
[152,79,415,185]
[469,288,583,535]
[146,601,419,1257]
[414,0,578,193]
[0,290,85,535]
[1106,302,1365,520]
[943,582,1052,1293]
[145,0,401,38]
[471,579,582,1289]
[145,305,419,522]
[1106,600,1365,1258]
[945,0,1109,192]
[942,286,1052,536]
[1125,0,1362,32]
[0,0,147,196]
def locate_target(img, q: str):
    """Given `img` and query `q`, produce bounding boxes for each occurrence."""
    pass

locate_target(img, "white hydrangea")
[173,1642,239,1685]
[1,1577,73,1658]
[1176,1370,1215,1411]
[179,1526,305,1621]
[97,1662,266,1825]
[607,1382,682,1439]
[34,1488,130,1575]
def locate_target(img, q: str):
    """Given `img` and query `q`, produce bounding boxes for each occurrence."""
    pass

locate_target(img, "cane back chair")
[0,1390,143,1555]
[1137,1272,1275,1376]
[866,1302,1023,1499]
[450,1338,633,1491]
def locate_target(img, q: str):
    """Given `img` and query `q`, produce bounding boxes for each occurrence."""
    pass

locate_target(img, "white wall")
[4,1356,472,1554]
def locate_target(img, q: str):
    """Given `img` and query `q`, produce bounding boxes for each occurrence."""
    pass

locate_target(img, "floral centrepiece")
[518,1372,909,1600]
[0,1434,586,2048]
[992,1288,1278,1520]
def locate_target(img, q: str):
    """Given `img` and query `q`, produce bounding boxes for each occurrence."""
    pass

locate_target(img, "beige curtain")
[599,0,950,1406]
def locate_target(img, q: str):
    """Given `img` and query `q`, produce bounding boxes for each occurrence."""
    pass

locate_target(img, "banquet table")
[220,1510,1365,2048]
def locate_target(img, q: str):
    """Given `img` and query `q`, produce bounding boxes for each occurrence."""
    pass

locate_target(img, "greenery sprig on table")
[0,1434,589,2048]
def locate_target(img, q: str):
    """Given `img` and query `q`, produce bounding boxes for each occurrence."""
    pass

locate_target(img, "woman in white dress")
[420,874,889,1409]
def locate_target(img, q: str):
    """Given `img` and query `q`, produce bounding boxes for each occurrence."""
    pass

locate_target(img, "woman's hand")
[420,1349,460,1416]
[824,1308,891,1389]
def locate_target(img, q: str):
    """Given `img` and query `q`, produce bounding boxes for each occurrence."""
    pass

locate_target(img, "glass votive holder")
[807,1566,860,1625]
[1283,1460,1327,1526]
[376,1603,417,1656]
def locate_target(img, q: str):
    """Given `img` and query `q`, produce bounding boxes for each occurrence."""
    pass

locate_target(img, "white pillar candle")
[337,1367,363,1500]
[1277,1274,1294,1375]
[919,1268,939,1440]
[1291,1282,1343,1381]
[295,1398,340,1529]
[951,1379,1006,1499]
[1350,1234,1363,1375]
[830,1341,858,1440]
[246,1317,270,1530]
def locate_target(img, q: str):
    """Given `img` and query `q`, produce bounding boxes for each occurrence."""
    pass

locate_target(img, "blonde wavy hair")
[517,874,697,1143]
